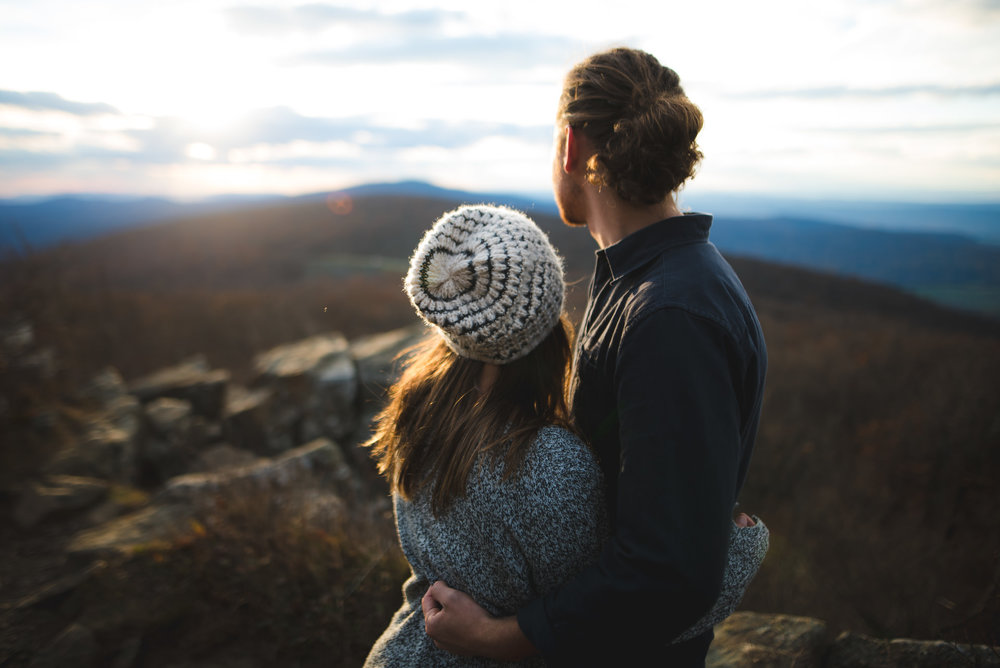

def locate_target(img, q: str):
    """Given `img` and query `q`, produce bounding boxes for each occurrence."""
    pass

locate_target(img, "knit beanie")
[405,204,565,365]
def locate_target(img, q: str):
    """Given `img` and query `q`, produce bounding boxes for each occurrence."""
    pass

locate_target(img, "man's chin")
[558,212,587,228]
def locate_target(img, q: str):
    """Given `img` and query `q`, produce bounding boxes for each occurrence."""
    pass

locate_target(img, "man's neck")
[585,193,682,249]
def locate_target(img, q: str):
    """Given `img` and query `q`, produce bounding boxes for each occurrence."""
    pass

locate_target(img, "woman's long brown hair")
[366,315,574,515]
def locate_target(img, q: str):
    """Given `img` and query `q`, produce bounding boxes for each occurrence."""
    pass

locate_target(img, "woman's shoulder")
[530,424,591,454]
[521,425,601,480]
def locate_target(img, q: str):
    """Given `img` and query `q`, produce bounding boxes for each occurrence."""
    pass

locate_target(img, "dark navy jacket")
[517,213,767,666]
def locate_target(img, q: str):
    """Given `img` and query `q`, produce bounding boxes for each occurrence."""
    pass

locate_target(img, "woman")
[364,204,767,667]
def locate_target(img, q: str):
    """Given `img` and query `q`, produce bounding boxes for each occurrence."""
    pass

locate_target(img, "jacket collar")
[599,213,713,282]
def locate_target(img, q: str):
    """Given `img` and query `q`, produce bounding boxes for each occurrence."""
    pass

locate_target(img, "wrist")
[480,615,537,662]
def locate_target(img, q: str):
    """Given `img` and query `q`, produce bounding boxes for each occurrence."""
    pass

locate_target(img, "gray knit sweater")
[364,425,768,667]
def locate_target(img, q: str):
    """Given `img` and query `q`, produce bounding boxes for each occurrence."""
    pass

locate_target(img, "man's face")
[551,125,586,228]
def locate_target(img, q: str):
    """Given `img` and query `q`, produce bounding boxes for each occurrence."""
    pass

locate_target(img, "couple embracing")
[364,47,769,667]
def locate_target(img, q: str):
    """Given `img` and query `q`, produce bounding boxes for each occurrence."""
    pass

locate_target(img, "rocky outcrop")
[14,325,426,566]
[28,323,426,503]
[12,475,109,528]
[8,323,998,668]
[128,355,230,420]
[708,612,999,667]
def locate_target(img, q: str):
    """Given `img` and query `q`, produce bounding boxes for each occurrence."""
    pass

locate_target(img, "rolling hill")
[3,182,998,319]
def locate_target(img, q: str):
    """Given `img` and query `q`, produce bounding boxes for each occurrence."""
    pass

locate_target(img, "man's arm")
[421,583,536,660]
[517,308,744,659]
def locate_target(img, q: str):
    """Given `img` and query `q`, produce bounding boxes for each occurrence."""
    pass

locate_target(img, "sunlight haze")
[1,0,998,203]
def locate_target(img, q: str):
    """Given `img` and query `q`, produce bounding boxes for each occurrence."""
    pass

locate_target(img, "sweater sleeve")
[673,516,770,642]
[509,427,609,596]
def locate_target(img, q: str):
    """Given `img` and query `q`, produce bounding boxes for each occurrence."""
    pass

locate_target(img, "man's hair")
[559,47,704,205]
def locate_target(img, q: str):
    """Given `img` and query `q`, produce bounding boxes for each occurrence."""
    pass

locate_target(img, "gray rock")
[14,561,108,612]
[222,384,290,455]
[253,333,359,444]
[708,611,829,668]
[1,316,34,353]
[351,323,428,406]
[29,623,99,668]
[156,437,352,505]
[140,397,223,483]
[47,416,139,483]
[828,630,1000,667]
[67,503,195,558]
[81,366,130,406]
[106,394,142,438]
[129,356,230,419]
[193,443,261,472]
[13,475,110,527]
[145,397,193,436]
[347,324,428,476]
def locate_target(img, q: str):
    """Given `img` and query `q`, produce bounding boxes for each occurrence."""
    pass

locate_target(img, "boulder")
[222,384,290,455]
[105,393,142,438]
[350,323,428,407]
[46,415,139,483]
[346,324,428,479]
[13,475,110,527]
[28,623,99,668]
[0,316,34,353]
[80,366,129,406]
[66,503,196,558]
[827,630,1000,667]
[156,438,353,505]
[129,356,230,419]
[192,443,260,473]
[145,396,193,436]
[708,611,829,668]
[253,334,359,445]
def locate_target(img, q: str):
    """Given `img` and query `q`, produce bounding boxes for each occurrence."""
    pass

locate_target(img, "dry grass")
[78,480,409,667]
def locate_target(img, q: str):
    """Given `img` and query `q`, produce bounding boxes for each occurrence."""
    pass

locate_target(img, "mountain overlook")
[1,188,998,660]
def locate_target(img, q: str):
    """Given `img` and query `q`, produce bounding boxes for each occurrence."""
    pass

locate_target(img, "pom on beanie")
[405,205,565,364]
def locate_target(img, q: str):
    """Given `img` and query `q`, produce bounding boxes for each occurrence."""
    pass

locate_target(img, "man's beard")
[555,175,587,228]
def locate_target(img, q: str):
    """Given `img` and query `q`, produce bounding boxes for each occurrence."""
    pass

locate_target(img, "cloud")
[904,0,1000,26]
[0,90,119,116]
[0,127,60,139]
[0,97,552,173]
[292,33,582,68]
[161,106,551,154]
[225,4,463,36]
[814,122,1000,134]
[730,83,1000,100]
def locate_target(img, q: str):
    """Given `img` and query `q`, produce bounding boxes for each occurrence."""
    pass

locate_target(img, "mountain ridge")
[2,181,998,319]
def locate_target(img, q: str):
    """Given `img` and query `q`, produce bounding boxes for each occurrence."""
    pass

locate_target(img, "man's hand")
[421,581,538,661]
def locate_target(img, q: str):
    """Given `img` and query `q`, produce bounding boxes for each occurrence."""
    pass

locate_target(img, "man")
[421,47,767,666]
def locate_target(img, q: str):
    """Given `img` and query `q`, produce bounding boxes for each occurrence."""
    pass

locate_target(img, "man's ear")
[562,125,579,173]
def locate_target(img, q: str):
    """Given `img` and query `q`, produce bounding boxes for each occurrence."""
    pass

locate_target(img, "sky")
[1,0,999,203]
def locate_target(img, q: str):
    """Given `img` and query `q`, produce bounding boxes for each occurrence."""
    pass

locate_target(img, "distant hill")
[1,181,998,319]
[707,216,1000,319]
[0,193,279,249]
[689,192,1000,244]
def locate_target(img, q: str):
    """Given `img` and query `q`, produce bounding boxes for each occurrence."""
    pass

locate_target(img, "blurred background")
[1,1,998,666]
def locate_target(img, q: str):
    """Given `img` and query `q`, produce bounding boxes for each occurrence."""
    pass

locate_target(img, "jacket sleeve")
[517,308,744,662]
